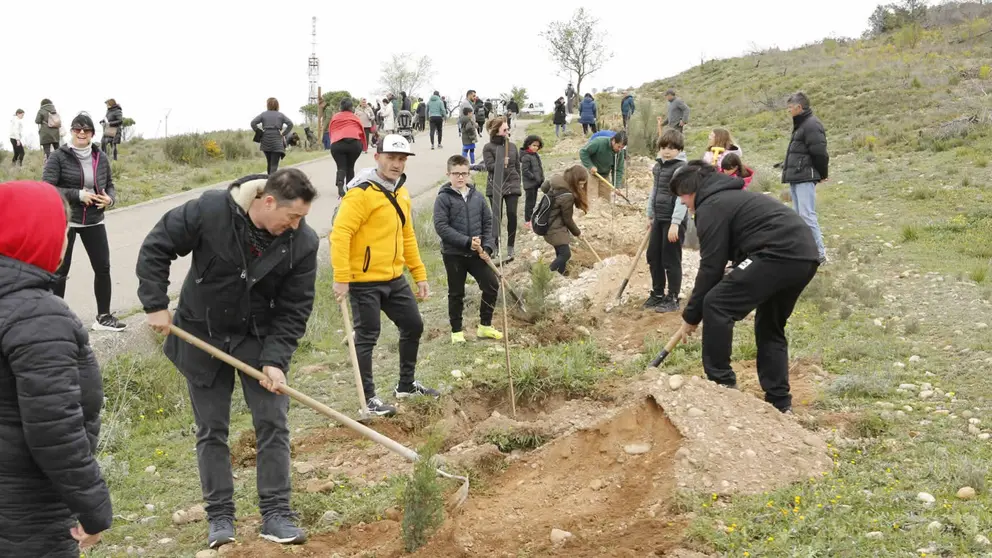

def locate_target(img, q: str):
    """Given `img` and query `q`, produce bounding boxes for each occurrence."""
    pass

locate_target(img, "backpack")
[47,111,61,129]
[531,191,558,236]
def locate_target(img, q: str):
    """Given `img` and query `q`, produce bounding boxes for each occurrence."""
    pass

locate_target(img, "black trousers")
[646,220,685,298]
[186,364,291,520]
[42,142,58,160]
[442,254,500,332]
[622,113,631,129]
[429,117,444,146]
[264,151,281,175]
[550,244,571,275]
[349,277,424,399]
[53,224,113,316]
[581,123,598,135]
[101,137,118,160]
[487,194,519,249]
[476,120,485,135]
[9,139,24,164]
[331,138,362,197]
[700,257,818,410]
[523,188,538,222]
[363,128,372,151]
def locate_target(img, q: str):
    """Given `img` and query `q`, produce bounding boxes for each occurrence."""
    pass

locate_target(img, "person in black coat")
[251,98,294,175]
[482,117,521,260]
[553,97,567,137]
[43,113,126,332]
[100,98,123,161]
[433,154,502,343]
[136,170,319,549]
[0,180,112,557]
[519,134,545,226]
[781,91,830,263]
[671,162,819,413]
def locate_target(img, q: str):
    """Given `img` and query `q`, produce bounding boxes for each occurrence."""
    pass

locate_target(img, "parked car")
[521,102,546,116]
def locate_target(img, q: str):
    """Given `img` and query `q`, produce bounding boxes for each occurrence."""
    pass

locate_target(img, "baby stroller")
[396,110,416,144]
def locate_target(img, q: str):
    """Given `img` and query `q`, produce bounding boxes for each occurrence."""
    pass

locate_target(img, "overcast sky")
[4,0,878,147]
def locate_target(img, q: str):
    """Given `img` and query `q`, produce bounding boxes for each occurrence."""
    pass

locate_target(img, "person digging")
[579,130,627,194]
[136,169,319,549]
[330,134,440,419]
[671,162,819,414]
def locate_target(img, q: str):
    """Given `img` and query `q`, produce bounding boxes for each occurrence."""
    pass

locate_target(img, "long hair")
[487,117,507,139]
[709,128,733,150]
[720,153,752,178]
[563,165,589,213]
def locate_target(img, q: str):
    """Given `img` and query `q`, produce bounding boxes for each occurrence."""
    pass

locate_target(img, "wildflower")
[139,414,146,420]
[767,536,775,542]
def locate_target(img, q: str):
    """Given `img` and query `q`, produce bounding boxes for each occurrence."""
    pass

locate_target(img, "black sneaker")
[93,313,126,332]
[395,381,440,399]
[655,295,680,313]
[366,396,397,417]
[208,516,236,549]
[780,407,794,415]
[259,513,306,545]
[642,294,666,309]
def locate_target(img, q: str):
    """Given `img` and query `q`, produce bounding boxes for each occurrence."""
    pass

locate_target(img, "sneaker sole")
[259,533,306,545]
[209,536,235,549]
[367,408,397,417]
[92,322,126,332]
[395,391,439,400]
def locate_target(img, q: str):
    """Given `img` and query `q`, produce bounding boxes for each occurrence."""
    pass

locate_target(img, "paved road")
[65,124,465,320]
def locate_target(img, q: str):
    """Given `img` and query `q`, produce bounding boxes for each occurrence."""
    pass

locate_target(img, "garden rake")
[168,324,470,508]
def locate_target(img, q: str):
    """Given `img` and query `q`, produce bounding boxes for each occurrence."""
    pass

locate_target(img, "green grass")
[0,130,326,207]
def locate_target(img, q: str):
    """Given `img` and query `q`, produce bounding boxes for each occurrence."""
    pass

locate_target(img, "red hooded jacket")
[328,111,368,151]
[0,181,67,273]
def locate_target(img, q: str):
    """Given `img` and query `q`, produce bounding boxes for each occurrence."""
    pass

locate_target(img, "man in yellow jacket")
[330,135,438,417]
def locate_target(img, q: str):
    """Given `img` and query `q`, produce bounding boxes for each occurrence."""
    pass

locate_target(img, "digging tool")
[339,298,371,420]
[649,325,689,367]
[168,324,470,507]
[614,227,651,302]
[591,171,632,205]
[579,236,604,264]
[492,141,518,418]
[479,248,527,313]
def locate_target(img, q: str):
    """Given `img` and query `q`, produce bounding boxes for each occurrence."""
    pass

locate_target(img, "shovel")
[649,324,689,367]
[339,298,372,420]
[591,171,632,205]
[579,236,604,264]
[614,227,651,302]
[480,249,527,313]
[168,324,470,508]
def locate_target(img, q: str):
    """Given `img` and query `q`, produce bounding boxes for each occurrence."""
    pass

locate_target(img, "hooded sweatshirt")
[0,181,67,273]
[428,95,446,118]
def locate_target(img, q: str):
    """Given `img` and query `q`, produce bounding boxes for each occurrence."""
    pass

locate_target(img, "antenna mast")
[308,16,320,125]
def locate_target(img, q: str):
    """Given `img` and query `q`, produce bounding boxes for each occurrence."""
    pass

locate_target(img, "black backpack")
[531,190,558,236]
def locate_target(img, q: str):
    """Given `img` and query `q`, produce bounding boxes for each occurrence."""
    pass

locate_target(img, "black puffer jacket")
[433,183,494,257]
[43,144,116,225]
[782,109,829,184]
[520,149,545,191]
[136,175,319,387]
[0,256,112,556]
[482,138,521,197]
[553,101,567,125]
[104,104,123,144]
[683,171,819,325]
[648,153,687,221]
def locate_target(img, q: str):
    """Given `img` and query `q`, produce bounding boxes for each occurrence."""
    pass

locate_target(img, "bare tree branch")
[542,8,613,97]
[378,53,435,97]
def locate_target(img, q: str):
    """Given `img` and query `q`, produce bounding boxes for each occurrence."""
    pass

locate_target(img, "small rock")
[927,520,943,532]
[962,410,974,418]
[894,362,906,368]
[144,503,155,512]
[969,418,981,425]
[919,390,934,400]
[668,375,685,391]
[976,534,991,546]
[550,528,573,545]
[873,319,884,327]
[876,402,896,410]
[745,449,757,458]
[624,443,651,455]
[957,486,977,500]
[294,462,315,475]
[921,383,933,391]
[196,551,219,558]
[979,433,991,441]
[917,492,936,505]
[969,425,982,435]
[450,369,463,379]
[687,407,705,418]
[576,326,591,337]
[126,546,136,555]
[589,479,605,491]
[674,447,691,460]
[899,383,918,390]
[144,465,157,474]
[320,510,343,526]
[976,323,989,330]
[158,538,173,545]
[866,531,884,540]
[306,479,337,493]
[384,506,401,521]
[171,510,187,525]
[933,410,950,415]
[903,405,914,412]
[909,355,921,363]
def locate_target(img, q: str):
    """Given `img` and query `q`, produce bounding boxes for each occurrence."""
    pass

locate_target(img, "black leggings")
[101,138,118,161]
[9,139,25,164]
[264,151,281,175]
[42,142,58,160]
[647,220,686,298]
[53,224,113,316]
[487,194,519,249]
[331,139,363,197]
[523,188,538,222]
[550,244,571,275]
[429,116,443,146]
[363,128,372,151]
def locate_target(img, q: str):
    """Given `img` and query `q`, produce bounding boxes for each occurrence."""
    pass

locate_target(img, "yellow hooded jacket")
[330,172,427,284]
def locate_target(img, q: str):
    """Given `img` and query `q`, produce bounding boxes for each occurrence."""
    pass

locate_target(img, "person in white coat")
[379,97,395,133]
[8,110,25,167]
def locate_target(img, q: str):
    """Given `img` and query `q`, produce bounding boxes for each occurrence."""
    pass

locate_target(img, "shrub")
[163,133,209,166]
[911,76,922,89]
[204,139,223,159]
[980,65,991,81]
[221,137,253,161]
[626,99,657,157]
[901,224,920,242]
[401,435,445,552]
[895,23,924,49]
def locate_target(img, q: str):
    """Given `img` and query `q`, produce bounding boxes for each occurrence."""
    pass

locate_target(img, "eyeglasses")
[449,172,470,178]
[71,127,94,134]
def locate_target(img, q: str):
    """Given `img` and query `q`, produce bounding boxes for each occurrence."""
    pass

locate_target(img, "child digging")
[520,135,545,230]
[433,155,503,343]
[459,107,478,164]
[644,128,689,312]
[540,165,589,275]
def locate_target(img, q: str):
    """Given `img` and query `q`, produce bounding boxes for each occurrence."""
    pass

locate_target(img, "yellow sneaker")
[451,331,466,344]
[476,325,503,340]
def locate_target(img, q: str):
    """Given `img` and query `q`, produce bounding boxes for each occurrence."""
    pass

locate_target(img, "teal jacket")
[579,135,625,186]
[427,95,446,118]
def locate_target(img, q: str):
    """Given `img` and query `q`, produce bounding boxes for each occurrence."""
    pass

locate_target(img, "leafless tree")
[542,8,613,98]
[378,54,434,98]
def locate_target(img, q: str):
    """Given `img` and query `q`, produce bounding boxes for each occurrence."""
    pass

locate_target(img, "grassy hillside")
[0,130,326,207]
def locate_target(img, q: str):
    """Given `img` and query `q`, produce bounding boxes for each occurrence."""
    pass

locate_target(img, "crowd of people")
[0,80,833,556]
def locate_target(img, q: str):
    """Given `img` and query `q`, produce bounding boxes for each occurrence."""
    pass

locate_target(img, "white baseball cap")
[377,134,416,156]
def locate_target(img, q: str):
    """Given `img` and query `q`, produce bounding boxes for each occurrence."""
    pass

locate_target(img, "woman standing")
[482,117,521,260]
[35,98,61,160]
[357,98,375,153]
[42,113,125,332]
[553,97,567,137]
[101,99,123,161]
[540,165,589,275]
[380,97,396,133]
[250,98,293,175]
[578,93,598,136]
[8,109,25,167]
[0,180,112,558]
[328,98,367,198]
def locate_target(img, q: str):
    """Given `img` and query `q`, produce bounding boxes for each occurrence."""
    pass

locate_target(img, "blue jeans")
[555,124,565,137]
[790,182,825,258]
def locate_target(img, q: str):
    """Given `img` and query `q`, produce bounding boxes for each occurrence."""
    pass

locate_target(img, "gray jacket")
[250,110,293,154]
[665,98,690,128]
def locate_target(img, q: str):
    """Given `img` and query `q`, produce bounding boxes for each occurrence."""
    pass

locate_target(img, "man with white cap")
[330,135,439,417]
